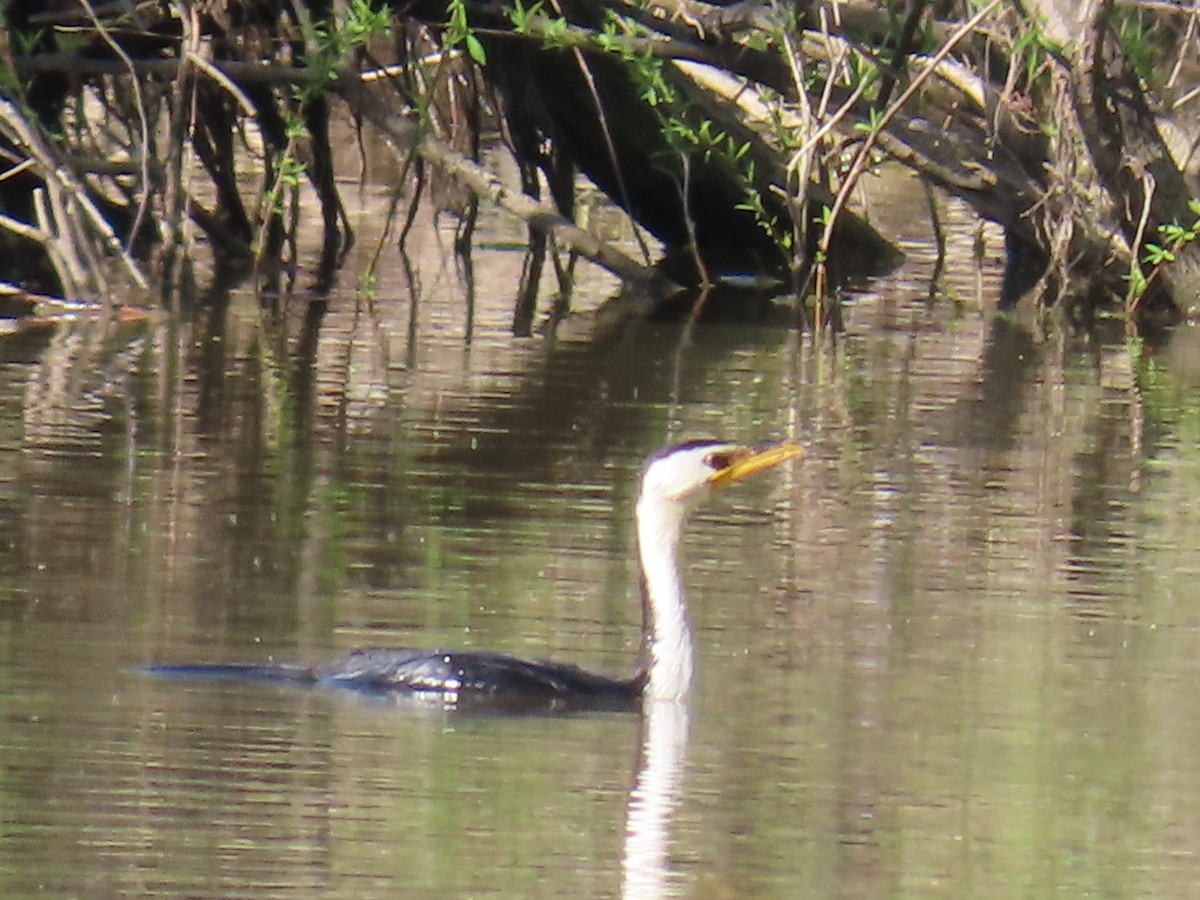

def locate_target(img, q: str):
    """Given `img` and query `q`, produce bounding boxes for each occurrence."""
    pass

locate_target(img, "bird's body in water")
[145,441,800,713]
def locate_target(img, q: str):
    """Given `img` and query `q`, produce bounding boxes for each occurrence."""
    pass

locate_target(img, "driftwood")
[0,0,901,317]
[9,53,671,293]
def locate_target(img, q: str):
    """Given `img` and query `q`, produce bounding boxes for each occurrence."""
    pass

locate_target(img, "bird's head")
[638,440,802,509]
[633,440,801,703]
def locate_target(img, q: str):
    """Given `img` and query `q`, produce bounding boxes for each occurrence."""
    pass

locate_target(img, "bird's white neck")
[636,491,695,703]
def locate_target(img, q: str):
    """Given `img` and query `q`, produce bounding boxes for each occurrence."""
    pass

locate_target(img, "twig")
[78,0,153,260]
[814,0,1004,283]
[1126,170,1156,313]
[0,95,148,292]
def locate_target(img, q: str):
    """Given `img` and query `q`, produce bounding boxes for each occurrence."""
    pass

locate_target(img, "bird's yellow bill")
[708,444,802,487]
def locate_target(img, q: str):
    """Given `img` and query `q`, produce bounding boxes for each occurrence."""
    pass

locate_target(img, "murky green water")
[3,180,1200,897]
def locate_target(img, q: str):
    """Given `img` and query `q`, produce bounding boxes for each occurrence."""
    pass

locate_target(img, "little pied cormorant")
[145,441,800,712]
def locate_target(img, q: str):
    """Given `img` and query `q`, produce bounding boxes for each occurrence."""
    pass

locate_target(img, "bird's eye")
[705,452,733,471]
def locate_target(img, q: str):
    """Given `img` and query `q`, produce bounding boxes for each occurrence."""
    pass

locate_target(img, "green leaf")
[466,34,487,65]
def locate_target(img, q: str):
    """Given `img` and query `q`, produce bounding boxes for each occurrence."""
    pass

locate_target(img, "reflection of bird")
[146,441,800,712]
